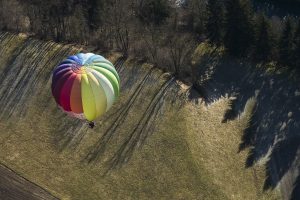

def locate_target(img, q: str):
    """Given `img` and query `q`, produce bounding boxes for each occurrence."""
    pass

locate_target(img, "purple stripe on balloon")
[52,71,73,105]
[59,74,77,111]
[51,68,72,92]
[53,64,73,76]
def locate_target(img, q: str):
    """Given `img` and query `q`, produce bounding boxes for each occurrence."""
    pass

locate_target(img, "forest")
[0,0,299,83]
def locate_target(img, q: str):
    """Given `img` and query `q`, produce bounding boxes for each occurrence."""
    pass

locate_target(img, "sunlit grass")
[184,98,280,200]
[0,34,281,200]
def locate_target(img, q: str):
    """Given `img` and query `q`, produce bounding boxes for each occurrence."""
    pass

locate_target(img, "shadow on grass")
[81,59,181,173]
[104,78,175,173]
[291,168,300,200]
[84,67,156,163]
[191,53,300,199]
[263,137,300,190]
[53,118,88,152]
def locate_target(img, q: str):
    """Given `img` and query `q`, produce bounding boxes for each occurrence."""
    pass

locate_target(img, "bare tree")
[143,25,162,65]
[104,0,131,56]
[0,0,25,32]
[168,33,196,76]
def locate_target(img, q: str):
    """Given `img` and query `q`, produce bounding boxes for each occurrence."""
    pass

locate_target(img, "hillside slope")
[0,33,280,200]
[192,43,300,200]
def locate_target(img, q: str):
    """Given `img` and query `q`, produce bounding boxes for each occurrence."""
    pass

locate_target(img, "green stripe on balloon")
[90,66,120,97]
[92,62,120,84]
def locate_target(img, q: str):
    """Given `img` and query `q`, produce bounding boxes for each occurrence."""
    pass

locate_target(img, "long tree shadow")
[52,116,88,152]
[104,78,175,173]
[84,67,156,163]
[263,136,300,190]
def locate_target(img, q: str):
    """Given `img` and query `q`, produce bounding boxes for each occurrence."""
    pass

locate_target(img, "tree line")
[0,0,299,79]
[206,0,300,72]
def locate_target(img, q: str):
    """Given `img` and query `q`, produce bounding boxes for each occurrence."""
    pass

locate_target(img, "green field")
[0,33,280,200]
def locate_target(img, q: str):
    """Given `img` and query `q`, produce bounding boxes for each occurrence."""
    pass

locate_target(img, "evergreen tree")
[279,18,294,67]
[293,20,300,70]
[137,0,171,26]
[205,0,224,46]
[253,13,274,62]
[224,0,254,57]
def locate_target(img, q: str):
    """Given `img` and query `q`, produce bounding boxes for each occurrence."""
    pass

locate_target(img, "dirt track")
[0,164,59,200]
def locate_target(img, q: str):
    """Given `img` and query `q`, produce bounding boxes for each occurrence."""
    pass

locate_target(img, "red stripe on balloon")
[70,75,83,114]
[59,74,77,111]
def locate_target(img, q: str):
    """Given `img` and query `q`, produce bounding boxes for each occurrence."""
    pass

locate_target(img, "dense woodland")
[0,0,299,82]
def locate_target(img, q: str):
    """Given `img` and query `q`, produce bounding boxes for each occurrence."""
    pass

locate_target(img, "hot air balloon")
[51,53,120,127]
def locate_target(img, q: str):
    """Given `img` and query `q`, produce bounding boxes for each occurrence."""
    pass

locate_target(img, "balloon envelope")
[51,53,120,121]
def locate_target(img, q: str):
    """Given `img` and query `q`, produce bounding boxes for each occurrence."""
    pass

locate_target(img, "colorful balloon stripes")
[51,53,120,121]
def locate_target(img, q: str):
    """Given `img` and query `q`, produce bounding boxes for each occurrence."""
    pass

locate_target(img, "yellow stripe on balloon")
[81,74,96,121]
[87,72,107,118]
